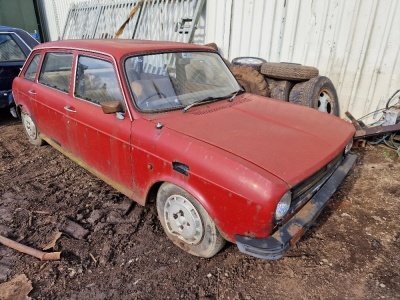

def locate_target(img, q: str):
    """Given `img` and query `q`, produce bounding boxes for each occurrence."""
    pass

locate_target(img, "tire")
[289,76,339,116]
[156,183,225,258]
[260,62,319,81]
[231,57,267,71]
[21,109,44,146]
[222,57,231,67]
[266,78,293,101]
[204,42,218,51]
[230,65,269,97]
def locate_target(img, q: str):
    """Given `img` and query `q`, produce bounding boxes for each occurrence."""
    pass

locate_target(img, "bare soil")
[1,110,399,300]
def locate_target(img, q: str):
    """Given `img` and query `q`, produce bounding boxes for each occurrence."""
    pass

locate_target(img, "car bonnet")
[148,94,355,187]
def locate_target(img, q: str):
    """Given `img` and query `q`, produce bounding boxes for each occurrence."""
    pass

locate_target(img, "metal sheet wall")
[206,0,400,119]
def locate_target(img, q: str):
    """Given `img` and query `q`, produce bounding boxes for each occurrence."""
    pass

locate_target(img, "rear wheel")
[21,109,44,146]
[156,183,225,258]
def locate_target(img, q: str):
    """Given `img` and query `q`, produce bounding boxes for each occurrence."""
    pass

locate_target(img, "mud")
[1,109,399,299]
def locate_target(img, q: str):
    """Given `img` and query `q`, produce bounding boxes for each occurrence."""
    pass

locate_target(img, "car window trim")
[23,53,41,82]
[71,51,132,120]
[37,51,73,94]
[122,50,237,114]
[32,45,133,121]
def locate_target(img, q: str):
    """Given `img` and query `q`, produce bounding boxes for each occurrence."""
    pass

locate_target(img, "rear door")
[13,53,41,114]
[65,53,133,193]
[34,51,73,148]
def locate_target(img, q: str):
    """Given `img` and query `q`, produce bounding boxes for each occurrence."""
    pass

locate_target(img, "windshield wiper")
[228,88,244,102]
[183,89,244,113]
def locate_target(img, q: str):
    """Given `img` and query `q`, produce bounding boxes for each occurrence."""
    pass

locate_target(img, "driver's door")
[65,53,132,191]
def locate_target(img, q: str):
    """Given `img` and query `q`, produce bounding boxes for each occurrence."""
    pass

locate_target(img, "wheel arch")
[143,178,231,241]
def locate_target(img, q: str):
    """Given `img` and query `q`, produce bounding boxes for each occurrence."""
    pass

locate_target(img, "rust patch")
[244,231,257,239]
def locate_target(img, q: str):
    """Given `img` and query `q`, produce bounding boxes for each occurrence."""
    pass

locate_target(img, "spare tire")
[266,78,293,101]
[230,65,269,97]
[288,76,339,116]
[231,57,267,71]
[260,62,319,81]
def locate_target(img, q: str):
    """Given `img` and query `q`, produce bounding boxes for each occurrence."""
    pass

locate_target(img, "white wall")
[205,0,400,119]
[39,0,400,119]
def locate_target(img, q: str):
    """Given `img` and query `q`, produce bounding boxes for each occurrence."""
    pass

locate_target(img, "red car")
[12,40,356,259]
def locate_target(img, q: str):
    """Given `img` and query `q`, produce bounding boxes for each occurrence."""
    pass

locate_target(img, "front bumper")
[235,153,358,260]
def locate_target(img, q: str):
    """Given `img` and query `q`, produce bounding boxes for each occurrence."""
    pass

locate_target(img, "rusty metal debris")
[346,111,400,139]
[0,235,61,261]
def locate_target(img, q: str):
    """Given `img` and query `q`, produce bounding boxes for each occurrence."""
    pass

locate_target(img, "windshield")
[124,52,240,112]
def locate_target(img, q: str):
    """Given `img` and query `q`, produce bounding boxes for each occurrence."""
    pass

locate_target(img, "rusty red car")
[12,39,357,259]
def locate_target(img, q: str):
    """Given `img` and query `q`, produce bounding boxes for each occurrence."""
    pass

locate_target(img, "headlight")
[344,139,353,154]
[275,191,292,221]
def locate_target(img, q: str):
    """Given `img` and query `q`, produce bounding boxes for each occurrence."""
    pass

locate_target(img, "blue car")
[0,26,39,115]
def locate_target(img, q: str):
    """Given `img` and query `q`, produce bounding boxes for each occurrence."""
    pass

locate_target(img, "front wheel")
[21,109,44,146]
[156,183,225,258]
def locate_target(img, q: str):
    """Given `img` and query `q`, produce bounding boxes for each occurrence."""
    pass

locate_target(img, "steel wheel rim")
[318,91,334,114]
[22,113,37,139]
[164,195,203,244]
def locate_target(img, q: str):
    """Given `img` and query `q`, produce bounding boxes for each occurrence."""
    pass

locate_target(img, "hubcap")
[23,113,37,139]
[318,91,334,114]
[164,195,203,244]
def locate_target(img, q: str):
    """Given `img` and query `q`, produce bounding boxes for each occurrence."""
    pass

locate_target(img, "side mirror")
[101,101,123,114]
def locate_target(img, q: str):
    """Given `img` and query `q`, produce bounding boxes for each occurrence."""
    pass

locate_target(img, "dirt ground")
[0,109,399,300]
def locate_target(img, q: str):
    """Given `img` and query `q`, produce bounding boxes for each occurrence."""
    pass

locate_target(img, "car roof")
[34,39,215,60]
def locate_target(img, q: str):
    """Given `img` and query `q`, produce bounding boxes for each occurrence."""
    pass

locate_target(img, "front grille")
[291,153,343,200]
[283,152,344,220]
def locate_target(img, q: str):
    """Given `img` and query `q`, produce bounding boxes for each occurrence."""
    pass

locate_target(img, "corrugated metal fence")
[206,0,400,119]
[36,0,400,119]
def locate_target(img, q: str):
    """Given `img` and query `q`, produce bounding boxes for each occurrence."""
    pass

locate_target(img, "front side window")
[75,55,124,106]
[24,54,41,81]
[0,34,26,62]
[124,52,240,112]
[38,52,73,93]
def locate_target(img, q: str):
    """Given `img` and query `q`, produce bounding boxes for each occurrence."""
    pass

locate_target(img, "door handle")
[64,106,76,113]
[28,90,36,95]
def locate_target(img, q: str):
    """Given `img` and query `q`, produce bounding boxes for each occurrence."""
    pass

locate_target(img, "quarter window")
[24,54,41,82]
[38,52,73,93]
[0,34,26,62]
[75,56,124,106]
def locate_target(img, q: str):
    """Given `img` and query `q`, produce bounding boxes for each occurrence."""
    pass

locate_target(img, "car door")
[34,51,73,149]
[65,53,133,193]
[0,32,29,108]
[13,53,41,114]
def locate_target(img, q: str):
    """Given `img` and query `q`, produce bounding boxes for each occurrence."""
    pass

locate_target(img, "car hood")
[149,94,355,187]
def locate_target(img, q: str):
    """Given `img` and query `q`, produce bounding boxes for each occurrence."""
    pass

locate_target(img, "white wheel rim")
[22,113,37,139]
[164,195,203,244]
[318,91,334,114]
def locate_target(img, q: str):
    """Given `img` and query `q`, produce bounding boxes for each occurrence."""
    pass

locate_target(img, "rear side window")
[75,55,124,106]
[0,34,26,62]
[24,54,41,81]
[38,52,73,93]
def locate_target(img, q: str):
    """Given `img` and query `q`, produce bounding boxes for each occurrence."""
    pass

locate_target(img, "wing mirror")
[101,101,124,114]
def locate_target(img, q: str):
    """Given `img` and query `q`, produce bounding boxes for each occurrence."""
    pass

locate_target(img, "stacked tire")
[230,57,340,116]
